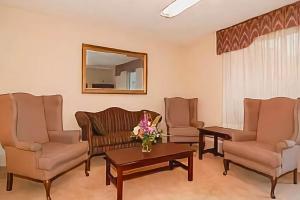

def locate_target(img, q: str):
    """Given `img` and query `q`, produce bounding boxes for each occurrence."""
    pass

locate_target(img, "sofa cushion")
[38,142,88,170]
[89,115,107,136]
[92,131,134,147]
[88,108,142,134]
[223,141,281,168]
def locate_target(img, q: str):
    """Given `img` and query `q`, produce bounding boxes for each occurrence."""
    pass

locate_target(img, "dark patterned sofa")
[75,107,161,168]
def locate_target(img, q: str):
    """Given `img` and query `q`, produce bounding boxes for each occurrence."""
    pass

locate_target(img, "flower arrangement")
[131,111,162,152]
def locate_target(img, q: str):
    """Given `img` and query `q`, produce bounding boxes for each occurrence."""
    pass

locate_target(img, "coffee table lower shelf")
[105,144,194,200]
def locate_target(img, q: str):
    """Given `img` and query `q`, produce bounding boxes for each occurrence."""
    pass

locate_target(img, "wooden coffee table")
[105,143,195,200]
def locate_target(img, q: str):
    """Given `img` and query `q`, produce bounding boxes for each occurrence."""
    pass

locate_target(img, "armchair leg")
[85,160,90,176]
[6,173,13,191]
[87,157,91,171]
[169,160,174,170]
[270,177,277,199]
[223,159,229,176]
[294,169,298,184]
[43,180,52,200]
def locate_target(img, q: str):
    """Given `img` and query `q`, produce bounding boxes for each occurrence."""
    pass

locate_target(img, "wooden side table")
[198,126,233,160]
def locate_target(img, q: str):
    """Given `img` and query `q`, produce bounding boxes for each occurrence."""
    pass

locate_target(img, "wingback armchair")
[164,97,204,143]
[223,97,300,199]
[0,93,89,200]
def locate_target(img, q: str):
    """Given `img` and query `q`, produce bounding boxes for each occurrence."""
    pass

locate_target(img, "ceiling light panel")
[161,0,202,18]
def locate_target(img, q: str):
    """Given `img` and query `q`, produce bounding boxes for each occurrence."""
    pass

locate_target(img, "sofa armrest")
[191,121,205,129]
[48,130,80,144]
[15,141,42,152]
[231,131,256,142]
[75,111,93,141]
[276,140,296,153]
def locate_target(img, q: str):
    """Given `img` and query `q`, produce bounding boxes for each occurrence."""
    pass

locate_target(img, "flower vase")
[142,138,152,152]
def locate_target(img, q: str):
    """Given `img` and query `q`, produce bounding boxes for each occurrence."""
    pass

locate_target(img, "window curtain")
[222,26,300,128]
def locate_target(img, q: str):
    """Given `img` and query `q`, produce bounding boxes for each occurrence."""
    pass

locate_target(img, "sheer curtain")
[222,26,300,128]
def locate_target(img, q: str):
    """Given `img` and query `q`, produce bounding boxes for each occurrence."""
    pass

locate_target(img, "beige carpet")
[0,152,299,200]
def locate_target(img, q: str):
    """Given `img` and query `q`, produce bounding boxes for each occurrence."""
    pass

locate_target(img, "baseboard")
[0,147,6,166]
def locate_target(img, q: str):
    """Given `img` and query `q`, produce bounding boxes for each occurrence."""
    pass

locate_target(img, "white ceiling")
[0,0,297,45]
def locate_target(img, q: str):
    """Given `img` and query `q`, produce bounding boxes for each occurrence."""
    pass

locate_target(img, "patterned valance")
[217,1,300,55]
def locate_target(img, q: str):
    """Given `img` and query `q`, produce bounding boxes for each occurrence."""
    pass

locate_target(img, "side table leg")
[117,168,123,200]
[199,131,204,160]
[188,155,193,181]
[106,158,111,185]
[214,135,218,156]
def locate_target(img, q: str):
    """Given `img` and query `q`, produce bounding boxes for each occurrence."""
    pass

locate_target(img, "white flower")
[133,126,140,136]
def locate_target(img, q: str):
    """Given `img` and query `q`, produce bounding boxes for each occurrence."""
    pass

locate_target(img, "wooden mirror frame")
[82,44,148,94]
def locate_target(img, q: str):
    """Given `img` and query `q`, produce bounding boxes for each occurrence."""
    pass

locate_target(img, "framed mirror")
[82,44,147,94]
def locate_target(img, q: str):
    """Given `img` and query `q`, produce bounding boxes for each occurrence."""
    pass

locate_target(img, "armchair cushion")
[256,98,296,145]
[231,131,257,142]
[15,141,42,152]
[243,98,261,132]
[276,140,296,153]
[223,141,281,168]
[38,142,88,170]
[167,98,190,127]
[14,94,49,144]
[169,127,198,136]
[169,127,198,143]
[43,95,63,131]
[48,130,80,144]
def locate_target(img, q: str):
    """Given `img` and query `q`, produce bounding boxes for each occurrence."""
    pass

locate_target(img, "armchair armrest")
[48,130,80,144]
[191,121,205,129]
[231,131,256,142]
[15,141,42,152]
[276,140,296,153]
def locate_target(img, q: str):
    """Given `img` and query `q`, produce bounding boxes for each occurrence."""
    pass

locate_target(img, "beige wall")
[0,6,223,165]
[0,5,191,165]
[184,33,223,127]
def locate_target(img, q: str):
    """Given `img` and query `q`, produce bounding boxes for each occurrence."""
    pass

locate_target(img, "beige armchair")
[223,97,300,199]
[164,97,204,143]
[0,93,89,200]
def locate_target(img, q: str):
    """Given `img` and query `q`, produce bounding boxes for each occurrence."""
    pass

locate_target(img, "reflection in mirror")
[82,44,147,94]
